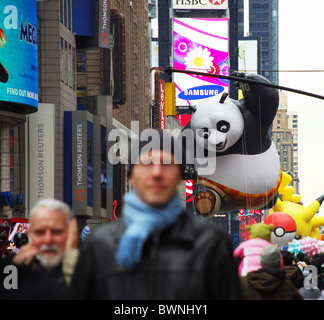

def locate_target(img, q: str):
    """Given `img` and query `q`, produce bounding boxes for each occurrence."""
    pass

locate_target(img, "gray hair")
[30,198,74,222]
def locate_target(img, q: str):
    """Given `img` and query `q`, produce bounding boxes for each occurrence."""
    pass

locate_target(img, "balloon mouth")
[216,139,227,151]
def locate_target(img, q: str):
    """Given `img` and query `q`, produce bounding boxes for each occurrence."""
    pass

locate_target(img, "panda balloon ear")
[219,92,228,104]
[189,104,196,112]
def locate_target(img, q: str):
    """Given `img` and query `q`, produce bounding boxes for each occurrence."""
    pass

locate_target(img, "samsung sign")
[0,0,38,114]
[172,0,228,10]
[178,85,224,100]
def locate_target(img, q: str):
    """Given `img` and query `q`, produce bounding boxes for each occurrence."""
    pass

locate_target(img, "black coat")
[70,212,241,300]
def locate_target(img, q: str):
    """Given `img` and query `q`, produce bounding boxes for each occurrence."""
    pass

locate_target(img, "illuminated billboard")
[173,18,229,109]
[172,0,228,10]
[0,0,38,114]
[238,38,260,73]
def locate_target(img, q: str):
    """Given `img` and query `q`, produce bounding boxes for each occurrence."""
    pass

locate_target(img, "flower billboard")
[173,18,229,109]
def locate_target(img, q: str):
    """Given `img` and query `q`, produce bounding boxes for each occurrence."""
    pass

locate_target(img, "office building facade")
[272,92,299,193]
[0,0,150,225]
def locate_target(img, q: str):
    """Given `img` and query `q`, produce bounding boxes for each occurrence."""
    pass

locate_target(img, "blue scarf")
[115,189,183,269]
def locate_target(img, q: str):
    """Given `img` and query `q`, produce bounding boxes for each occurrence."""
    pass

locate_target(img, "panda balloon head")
[190,93,244,154]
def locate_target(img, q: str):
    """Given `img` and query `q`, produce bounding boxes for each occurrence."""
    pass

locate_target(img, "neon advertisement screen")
[173,18,229,108]
[0,0,38,113]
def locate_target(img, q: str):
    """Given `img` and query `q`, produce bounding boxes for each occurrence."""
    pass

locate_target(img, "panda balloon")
[187,72,282,217]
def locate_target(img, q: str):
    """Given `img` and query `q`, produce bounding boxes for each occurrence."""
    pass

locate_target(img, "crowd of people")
[1,130,323,300]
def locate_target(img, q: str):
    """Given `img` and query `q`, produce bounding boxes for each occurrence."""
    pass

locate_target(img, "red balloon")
[264,212,297,245]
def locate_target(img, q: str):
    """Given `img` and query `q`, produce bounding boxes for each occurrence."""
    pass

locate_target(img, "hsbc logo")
[173,0,228,9]
[175,0,209,4]
[209,0,226,4]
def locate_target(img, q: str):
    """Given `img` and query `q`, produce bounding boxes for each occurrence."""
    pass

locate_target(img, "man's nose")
[43,230,54,244]
[151,163,163,176]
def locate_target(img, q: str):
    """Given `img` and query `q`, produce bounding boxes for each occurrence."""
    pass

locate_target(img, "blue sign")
[0,0,38,113]
[178,85,224,101]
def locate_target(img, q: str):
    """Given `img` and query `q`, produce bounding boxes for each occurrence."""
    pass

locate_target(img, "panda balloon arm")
[232,72,279,131]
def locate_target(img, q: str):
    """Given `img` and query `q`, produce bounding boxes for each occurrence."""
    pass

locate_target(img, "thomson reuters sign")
[172,0,228,10]
[99,0,110,48]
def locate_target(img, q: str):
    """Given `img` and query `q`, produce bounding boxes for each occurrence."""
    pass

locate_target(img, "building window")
[77,87,86,97]
[60,0,72,31]
[77,51,86,73]
[0,129,19,194]
[61,37,75,89]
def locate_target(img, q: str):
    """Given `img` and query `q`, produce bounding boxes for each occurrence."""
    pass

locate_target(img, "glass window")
[60,37,75,89]
[77,51,86,73]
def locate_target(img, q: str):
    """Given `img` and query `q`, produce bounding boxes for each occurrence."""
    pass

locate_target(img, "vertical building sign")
[0,0,38,114]
[64,111,94,216]
[98,0,110,48]
[27,104,55,210]
[160,80,165,129]
[87,120,94,207]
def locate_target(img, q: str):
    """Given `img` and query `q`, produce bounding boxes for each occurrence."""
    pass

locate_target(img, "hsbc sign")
[172,0,228,10]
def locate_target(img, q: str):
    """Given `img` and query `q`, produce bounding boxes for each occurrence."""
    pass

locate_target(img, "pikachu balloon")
[269,172,324,241]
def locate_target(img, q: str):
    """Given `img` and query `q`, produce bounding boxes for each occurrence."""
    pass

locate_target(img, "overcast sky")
[278,0,324,214]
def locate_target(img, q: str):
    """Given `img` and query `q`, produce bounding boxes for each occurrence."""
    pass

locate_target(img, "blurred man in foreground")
[70,129,241,300]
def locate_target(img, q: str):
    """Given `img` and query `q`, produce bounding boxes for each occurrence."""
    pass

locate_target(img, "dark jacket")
[0,259,68,300]
[70,212,241,300]
[240,268,303,300]
[283,265,304,289]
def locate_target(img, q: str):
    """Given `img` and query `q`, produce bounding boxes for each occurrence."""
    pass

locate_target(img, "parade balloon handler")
[0,198,79,299]
[70,129,242,300]
[0,28,9,83]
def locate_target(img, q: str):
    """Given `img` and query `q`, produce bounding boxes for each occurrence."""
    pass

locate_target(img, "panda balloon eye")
[217,120,230,133]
